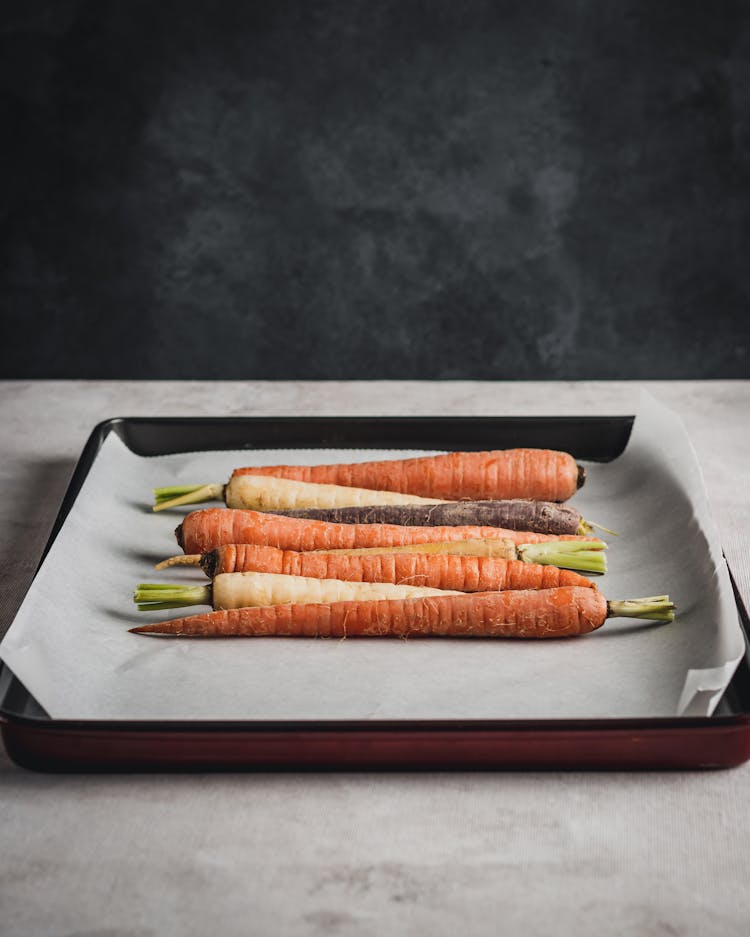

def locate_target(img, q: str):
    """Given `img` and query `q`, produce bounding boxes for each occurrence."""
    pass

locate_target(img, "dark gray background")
[1,0,748,379]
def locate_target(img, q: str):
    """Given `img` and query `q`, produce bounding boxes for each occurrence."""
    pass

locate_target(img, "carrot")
[129,588,675,638]
[134,571,460,611]
[159,539,607,573]
[314,540,597,561]
[176,508,598,556]
[269,500,588,535]
[156,543,599,589]
[153,448,584,510]
[234,449,584,501]
[153,475,448,513]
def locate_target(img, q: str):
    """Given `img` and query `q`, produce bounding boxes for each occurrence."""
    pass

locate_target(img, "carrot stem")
[607,596,676,622]
[518,540,607,574]
[153,483,224,512]
[154,484,208,502]
[134,583,212,611]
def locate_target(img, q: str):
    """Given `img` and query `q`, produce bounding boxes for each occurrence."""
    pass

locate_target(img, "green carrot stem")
[152,483,224,512]
[531,550,606,574]
[134,583,212,611]
[154,485,208,501]
[518,539,607,574]
[607,596,676,622]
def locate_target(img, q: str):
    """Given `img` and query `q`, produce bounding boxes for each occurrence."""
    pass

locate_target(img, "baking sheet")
[0,393,744,720]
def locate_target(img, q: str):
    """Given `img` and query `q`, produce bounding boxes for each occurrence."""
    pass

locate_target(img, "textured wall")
[2,0,749,379]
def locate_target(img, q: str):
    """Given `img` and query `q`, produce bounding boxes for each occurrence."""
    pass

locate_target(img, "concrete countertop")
[1,380,748,936]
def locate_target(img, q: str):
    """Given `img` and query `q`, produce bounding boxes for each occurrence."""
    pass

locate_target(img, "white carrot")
[153,475,447,513]
[134,571,461,611]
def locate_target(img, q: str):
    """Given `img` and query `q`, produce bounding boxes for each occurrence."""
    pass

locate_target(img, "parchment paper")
[0,392,744,720]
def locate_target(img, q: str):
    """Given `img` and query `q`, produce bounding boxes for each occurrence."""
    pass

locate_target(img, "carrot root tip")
[154,554,202,570]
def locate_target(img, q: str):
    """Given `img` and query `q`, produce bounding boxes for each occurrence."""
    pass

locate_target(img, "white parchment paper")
[1,392,744,720]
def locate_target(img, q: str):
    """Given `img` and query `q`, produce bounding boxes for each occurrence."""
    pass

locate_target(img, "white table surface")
[1,380,749,937]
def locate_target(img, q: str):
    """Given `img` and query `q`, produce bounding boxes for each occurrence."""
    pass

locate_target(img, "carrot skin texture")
[131,587,608,638]
[232,449,581,502]
[266,500,582,534]
[224,474,445,510]
[199,543,596,591]
[177,508,591,555]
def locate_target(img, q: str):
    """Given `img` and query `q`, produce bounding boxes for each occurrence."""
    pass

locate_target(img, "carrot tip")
[128,626,176,636]
[154,554,202,570]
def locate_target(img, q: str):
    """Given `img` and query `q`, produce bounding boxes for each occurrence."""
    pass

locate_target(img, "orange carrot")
[176,508,595,556]
[130,587,675,638]
[232,449,583,502]
[130,587,606,637]
[164,543,597,591]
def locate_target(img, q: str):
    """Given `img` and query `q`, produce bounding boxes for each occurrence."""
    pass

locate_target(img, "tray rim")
[2,413,749,770]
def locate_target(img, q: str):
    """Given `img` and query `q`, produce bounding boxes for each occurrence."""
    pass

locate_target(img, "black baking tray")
[2,416,749,772]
